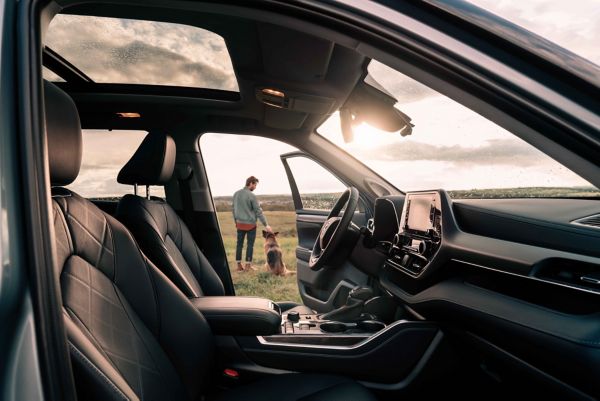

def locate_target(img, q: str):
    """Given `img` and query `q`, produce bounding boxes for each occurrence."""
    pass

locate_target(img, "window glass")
[67,130,165,199]
[285,157,346,210]
[46,15,239,91]
[467,0,600,66]
[200,133,300,303]
[318,60,599,198]
[42,67,64,82]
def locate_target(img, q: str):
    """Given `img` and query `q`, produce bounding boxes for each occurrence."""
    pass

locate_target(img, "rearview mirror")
[340,75,414,143]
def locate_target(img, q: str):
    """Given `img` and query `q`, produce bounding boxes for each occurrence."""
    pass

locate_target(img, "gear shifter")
[318,286,373,322]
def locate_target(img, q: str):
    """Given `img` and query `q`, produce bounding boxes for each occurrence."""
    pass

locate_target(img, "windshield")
[318,60,599,198]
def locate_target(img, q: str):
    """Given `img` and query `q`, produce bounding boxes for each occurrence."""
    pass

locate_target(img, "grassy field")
[216,211,302,303]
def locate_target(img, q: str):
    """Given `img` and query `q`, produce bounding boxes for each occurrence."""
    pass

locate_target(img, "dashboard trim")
[451,258,600,296]
[257,319,412,350]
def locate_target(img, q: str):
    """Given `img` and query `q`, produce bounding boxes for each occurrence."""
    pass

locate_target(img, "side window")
[284,156,347,211]
[200,133,300,303]
[66,130,165,199]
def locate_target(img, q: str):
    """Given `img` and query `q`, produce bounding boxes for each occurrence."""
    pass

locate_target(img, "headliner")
[44,2,369,140]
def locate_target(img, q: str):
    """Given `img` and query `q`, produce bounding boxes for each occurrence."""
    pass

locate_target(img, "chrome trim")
[581,275,600,285]
[571,214,600,230]
[297,214,328,224]
[452,259,600,295]
[257,320,409,350]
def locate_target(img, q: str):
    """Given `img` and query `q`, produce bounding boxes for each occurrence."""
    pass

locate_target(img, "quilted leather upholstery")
[53,188,214,401]
[116,194,225,298]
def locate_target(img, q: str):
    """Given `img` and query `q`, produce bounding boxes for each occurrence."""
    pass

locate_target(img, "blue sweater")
[232,187,268,227]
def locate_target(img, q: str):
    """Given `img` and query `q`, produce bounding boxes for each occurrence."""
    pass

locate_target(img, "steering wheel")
[309,187,359,271]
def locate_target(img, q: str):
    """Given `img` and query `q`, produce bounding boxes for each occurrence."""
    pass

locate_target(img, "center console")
[262,309,387,347]
[202,280,442,386]
[386,191,442,277]
[233,309,441,386]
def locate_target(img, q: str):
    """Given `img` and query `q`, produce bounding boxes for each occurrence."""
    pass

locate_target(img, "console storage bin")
[191,296,281,335]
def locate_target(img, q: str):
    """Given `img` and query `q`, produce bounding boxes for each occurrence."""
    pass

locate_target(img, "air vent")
[572,214,600,228]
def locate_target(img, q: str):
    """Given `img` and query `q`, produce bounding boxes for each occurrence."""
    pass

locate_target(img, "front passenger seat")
[45,81,375,401]
[115,132,312,314]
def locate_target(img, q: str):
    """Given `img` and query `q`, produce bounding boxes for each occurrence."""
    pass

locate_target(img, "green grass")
[217,211,302,303]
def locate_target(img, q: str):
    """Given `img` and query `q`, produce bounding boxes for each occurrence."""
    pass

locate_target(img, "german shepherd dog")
[263,231,294,276]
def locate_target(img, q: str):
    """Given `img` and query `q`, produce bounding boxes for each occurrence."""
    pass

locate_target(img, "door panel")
[281,152,369,312]
[296,212,328,255]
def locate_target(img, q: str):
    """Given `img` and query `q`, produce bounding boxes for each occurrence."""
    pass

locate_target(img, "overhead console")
[387,191,444,277]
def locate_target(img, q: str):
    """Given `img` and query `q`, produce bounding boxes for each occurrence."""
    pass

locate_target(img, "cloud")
[46,15,238,90]
[358,138,543,167]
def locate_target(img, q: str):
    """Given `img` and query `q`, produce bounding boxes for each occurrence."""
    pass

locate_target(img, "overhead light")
[116,112,141,118]
[261,88,285,98]
[257,88,288,109]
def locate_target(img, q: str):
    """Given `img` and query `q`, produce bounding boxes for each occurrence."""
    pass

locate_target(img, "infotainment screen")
[407,195,433,232]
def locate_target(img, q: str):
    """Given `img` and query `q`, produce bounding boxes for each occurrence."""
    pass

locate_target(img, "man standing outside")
[233,176,272,271]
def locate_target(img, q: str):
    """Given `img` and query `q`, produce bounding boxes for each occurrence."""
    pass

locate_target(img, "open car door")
[280,151,371,313]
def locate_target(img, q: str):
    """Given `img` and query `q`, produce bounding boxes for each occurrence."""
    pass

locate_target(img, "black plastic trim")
[55,82,241,101]
[18,1,77,401]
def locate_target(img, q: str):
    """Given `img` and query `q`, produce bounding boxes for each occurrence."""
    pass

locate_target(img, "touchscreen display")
[406,194,434,232]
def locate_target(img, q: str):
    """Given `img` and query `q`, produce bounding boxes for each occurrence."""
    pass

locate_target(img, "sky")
[47,2,600,198]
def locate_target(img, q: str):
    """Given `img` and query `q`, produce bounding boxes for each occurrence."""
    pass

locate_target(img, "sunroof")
[45,15,239,91]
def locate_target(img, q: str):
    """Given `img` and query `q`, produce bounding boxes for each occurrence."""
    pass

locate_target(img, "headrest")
[117,132,176,186]
[44,81,82,186]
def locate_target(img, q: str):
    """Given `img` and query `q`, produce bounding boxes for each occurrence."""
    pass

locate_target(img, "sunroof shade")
[45,15,239,91]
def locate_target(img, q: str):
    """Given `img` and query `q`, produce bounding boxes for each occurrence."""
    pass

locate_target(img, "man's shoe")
[236,262,245,272]
[244,262,257,271]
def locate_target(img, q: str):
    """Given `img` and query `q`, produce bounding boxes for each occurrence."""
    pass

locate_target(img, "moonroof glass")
[45,15,239,91]
[43,66,65,82]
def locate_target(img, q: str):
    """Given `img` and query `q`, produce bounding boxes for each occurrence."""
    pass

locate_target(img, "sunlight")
[351,122,391,149]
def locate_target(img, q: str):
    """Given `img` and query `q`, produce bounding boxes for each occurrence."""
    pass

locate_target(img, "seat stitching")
[141,254,162,337]
[96,215,108,274]
[55,204,74,255]
[66,212,114,257]
[164,234,200,297]
[113,281,172,401]
[68,342,131,401]
[63,270,123,310]
[107,215,119,284]
[102,350,160,374]
[64,307,120,374]
[174,205,206,290]
[138,200,165,241]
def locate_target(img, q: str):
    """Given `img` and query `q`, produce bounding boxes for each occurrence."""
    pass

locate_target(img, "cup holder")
[319,322,349,333]
[356,320,385,332]
[319,320,386,333]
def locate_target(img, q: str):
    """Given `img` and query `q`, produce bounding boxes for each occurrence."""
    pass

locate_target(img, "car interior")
[17,0,600,400]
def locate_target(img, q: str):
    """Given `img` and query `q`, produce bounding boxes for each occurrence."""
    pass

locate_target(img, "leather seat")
[115,132,312,314]
[46,81,372,401]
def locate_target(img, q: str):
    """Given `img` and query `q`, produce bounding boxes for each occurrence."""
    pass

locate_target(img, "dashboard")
[368,189,600,398]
